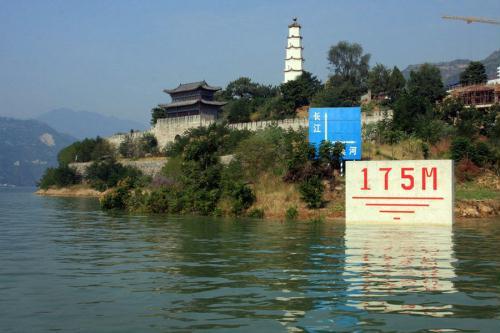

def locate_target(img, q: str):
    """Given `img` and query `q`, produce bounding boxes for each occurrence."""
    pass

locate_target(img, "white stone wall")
[107,131,149,149]
[152,115,214,148]
[228,118,308,132]
[105,111,392,152]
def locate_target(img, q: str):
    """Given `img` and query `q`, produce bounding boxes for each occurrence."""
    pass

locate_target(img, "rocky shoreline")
[455,200,500,218]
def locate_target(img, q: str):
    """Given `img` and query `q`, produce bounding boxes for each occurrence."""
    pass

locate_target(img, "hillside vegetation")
[38,41,500,219]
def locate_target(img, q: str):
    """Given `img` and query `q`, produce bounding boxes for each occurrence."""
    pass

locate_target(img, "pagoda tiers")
[284,17,304,83]
[159,81,226,120]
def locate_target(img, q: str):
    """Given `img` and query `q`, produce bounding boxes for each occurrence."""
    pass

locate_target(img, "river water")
[0,188,499,332]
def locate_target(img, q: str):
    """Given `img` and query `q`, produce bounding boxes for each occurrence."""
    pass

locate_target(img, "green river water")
[0,187,499,332]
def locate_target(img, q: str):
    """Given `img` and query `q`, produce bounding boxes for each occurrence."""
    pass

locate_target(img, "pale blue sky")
[1,0,499,124]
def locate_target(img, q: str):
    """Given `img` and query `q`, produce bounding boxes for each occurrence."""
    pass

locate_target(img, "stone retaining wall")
[69,158,168,177]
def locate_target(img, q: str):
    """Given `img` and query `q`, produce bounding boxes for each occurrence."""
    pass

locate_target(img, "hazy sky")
[1,0,499,124]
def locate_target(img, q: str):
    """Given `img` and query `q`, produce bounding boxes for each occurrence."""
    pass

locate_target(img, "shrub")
[100,185,130,210]
[451,138,494,167]
[164,123,249,158]
[58,137,113,165]
[139,133,158,155]
[421,142,430,159]
[228,182,255,215]
[471,141,494,167]
[247,208,264,219]
[161,156,183,182]
[38,165,80,189]
[298,176,324,209]
[86,159,143,191]
[119,136,135,158]
[120,133,159,159]
[235,127,288,178]
[455,158,481,182]
[145,187,170,213]
[450,137,472,162]
[285,206,299,221]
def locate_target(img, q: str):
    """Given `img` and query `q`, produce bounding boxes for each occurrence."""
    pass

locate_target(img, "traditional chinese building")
[284,18,304,83]
[158,81,226,120]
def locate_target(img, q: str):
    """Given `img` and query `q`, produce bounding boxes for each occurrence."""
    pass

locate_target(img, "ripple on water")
[0,188,499,332]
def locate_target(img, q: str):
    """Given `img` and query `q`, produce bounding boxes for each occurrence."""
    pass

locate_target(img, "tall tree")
[220,77,276,100]
[367,64,391,95]
[280,71,322,110]
[387,66,406,101]
[407,64,445,103]
[393,92,431,133]
[311,79,362,108]
[459,61,488,86]
[151,106,166,125]
[327,41,371,85]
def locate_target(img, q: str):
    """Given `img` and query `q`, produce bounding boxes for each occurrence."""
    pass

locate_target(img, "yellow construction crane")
[442,15,500,25]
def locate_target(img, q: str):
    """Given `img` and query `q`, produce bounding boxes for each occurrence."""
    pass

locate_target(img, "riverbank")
[36,185,106,197]
[36,181,500,219]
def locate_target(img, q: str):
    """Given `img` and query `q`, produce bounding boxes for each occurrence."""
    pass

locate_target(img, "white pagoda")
[284,18,304,83]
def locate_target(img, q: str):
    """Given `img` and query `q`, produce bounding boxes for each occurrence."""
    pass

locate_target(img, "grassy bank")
[36,170,500,220]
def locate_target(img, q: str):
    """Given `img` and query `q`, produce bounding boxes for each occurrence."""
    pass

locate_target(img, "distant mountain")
[37,108,147,140]
[402,49,500,87]
[0,117,76,186]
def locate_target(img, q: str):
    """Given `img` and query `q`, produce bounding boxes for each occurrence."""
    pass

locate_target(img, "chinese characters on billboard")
[308,107,362,160]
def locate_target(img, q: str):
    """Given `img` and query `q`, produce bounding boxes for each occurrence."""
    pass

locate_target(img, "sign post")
[346,160,454,224]
[309,107,361,160]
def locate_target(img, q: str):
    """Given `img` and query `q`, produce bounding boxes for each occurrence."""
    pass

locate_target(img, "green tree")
[224,98,253,122]
[280,71,322,110]
[255,95,293,120]
[327,41,371,85]
[311,79,363,107]
[58,137,113,165]
[38,165,80,189]
[459,61,487,86]
[119,135,134,158]
[139,133,158,155]
[436,97,464,125]
[393,92,431,133]
[407,64,445,103]
[367,64,391,95]
[299,175,324,209]
[220,77,276,100]
[85,159,143,191]
[150,106,166,125]
[456,107,481,138]
[387,66,406,101]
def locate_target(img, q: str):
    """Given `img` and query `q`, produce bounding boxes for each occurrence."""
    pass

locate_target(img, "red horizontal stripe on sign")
[379,210,415,213]
[353,196,444,200]
[366,203,429,207]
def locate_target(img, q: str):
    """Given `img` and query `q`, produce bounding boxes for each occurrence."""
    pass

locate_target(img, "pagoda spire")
[284,17,304,83]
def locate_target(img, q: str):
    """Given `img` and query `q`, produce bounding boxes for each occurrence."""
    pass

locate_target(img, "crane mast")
[442,15,500,25]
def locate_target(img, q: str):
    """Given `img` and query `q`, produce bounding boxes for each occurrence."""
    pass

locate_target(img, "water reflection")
[1,189,500,332]
[343,224,456,318]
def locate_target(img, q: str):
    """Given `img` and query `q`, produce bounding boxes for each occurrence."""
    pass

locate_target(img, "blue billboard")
[308,107,362,160]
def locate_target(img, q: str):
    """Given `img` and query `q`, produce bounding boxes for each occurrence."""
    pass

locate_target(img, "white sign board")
[346,160,454,224]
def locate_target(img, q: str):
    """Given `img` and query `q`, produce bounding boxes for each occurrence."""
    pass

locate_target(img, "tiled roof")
[163,81,221,94]
[159,99,227,109]
[288,18,301,28]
